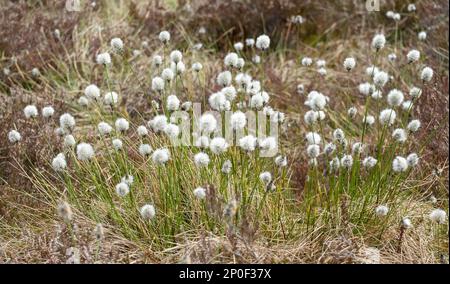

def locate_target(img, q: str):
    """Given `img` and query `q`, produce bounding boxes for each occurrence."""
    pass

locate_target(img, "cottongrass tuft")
[115,182,130,197]
[8,130,21,143]
[193,187,207,199]
[429,209,447,224]
[52,153,67,172]
[375,205,389,217]
[194,152,210,168]
[152,148,170,165]
[140,204,156,220]
[24,105,38,119]
[392,156,408,172]
[76,143,95,161]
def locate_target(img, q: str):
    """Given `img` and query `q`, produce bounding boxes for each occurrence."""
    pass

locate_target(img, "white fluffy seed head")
[140,204,156,220]
[409,87,422,98]
[429,209,447,224]
[193,187,207,199]
[170,50,182,63]
[104,92,119,106]
[152,148,170,165]
[42,106,55,118]
[402,100,413,111]
[166,95,180,111]
[301,57,313,66]
[96,52,111,65]
[159,31,170,44]
[115,118,129,132]
[137,125,148,137]
[340,155,353,169]
[217,71,232,87]
[333,128,345,141]
[324,143,336,156]
[115,182,130,197]
[406,153,419,167]
[305,132,321,145]
[275,155,288,167]
[199,113,217,134]
[234,42,244,51]
[418,31,427,41]
[407,49,420,63]
[239,135,257,152]
[307,144,320,158]
[348,107,357,118]
[245,38,255,47]
[139,144,152,156]
[392,128,407,143]
[222,160,232,174]
[371,34,386,51]
[76,143,95,161]
[387,89,404,106]
[407,120,421,132]
[84,84,100,100]
[98,122,113,135]
[343,57,356,71]
[421,67,433,82]
[388,53,397,62]
[402,218,413,229]
[192,62,203,72]
[256,34,270,50]
[152,55,163,67]
[194,152,210,168]
[110,37,124,52]
[149,115,168,132]
[24,105,38,119]
[392,156,408,172]
[163,123,180,138]
[363,115,375,126]
[379,109,396,126]
[224,52,239,68]
[63,134,76,148]
[112,138,123,150]
[352,142,365,155]
[8,130,21,143]
[375,205,389,216]
[151,76,165,92]
[259,172,272,185]
[52,153,67,172]
[161,68,174,82]
[373,71,389,88]
[210,137,229,154]
[363,156,378,169]
[60,113,76,131]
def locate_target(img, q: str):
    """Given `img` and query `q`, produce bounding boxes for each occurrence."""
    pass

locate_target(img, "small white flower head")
[57,201,73,222]
[371,34,386,51]
[96,52,111,65]
[375,205,389,217]
[329,157,340,172]
[193,187,207,199]
[139,144,152,156]
[63,134,76,148]
[194,43,203,50]
[373,71,389,88]
[245,38,255,47]
[275,155,288,167]
[163,123,180,138]
[152,76,165,92]
[333,128,345,141]
[409,87,422,98]
[348,107,358,118]
[307,144,320,158]
[222,160,233,174]
[224,52,239,68]
[366,65,379,77]
[418,31,427,41]
[170,50,182,63]
[210,137,229,154]
[194,152,210,168]
[239,135,257,152]
[352,142,365,155]
[31,67,40,77]
[59,113,76,131]
[84,84,100,100]
[341,155,353,169]
[250,93,264,109]
[259,172,272,185]
[362,115,375,126]
[304,110,319,125]
[152,55,163,67]
[230,111,247,130]
[115,182,130,197]
[392,156,408,172]
[406,153,419,167]
[258,137,277,152]
[115,118,129,132]
[402,100,413,111]
[52,153,67,172]
[42,106,55,118]
[316,59,326,68]
[407,49,420,63]
[98,121,113,135]
[152,148,170,165]
[379,109,396,126]
[236,58,245,69]
[140,204,156,220]
[8,130,21,143]
[324,143,336,156]
[104,91,119,106]
[269,111,285,124]
[252,55,261,64]
[234,42,244,51]
[429,209,447,224]
[358,82,372,96]
[401,217,413,229]
[78,96,89,106]
[305,132,321,145]
[159,31,171,44]
[192,62,203,72]
[199,113,217,134]
[388,53,397,62]
[217,71,232,87]
[76,143,95,161]
[175,61,186,74]
[256,34,270,50]
[290,15,305,24]
[407,120,421,132]
[305,91,327,110]
[110,37,124,52]
[166,94,180,111]
[24,105,38,119]
[112,138,123,150]
[392,128,407,143]
[137,125,148,137]
[363,156,378,169]
[393,13,401,21]
[161,68,175,82]
[297,84,305,94]
[371,90,383,100]
[149,115,168,132]
[120,175,134,186]
[407,3,416,12]
[343,57,356,71]
[301,57,313,66]
[420,67,433,82]
[221,86,237,102]
[317,67,327,76]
